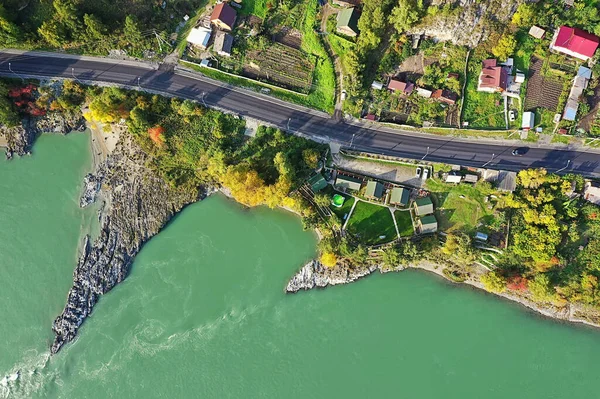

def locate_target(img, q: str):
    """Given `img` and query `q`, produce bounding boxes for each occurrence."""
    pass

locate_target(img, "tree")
[123,15,143,49]
[83,14,106,41]
[518,168,548,189]
[492,34,517,61]
[390,0,424,33]
[38,20,65,47]
[148,125,165,146]
[442,232,475,265]
[314,193,331,209]
[302,148,319,169]
[511,3,536,28]
[481,271,506,293]
[53,0,80,33]
[320,252,338,268]
[529,274,554,302]
[0,5,21,46]
[381,246,400,268]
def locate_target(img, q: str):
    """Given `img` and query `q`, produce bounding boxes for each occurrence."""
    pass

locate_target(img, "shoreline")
[285,258,600,330]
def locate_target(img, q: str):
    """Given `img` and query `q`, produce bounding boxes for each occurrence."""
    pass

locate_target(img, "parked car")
[341,90,347,101]
[415,167,422,178]
[422,168,429,180]
[509,110,516,122]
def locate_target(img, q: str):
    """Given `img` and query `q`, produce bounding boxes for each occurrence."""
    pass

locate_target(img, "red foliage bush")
[148,125,165,146]
[506,275,528,292]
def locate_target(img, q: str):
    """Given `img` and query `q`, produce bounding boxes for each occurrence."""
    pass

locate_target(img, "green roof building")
[336,7,360,37]
[308,173,327,192]
[414,196,434,216]
[335,175,362,191]
[418,215,438,234]
[389,187,409,206]
[365,180,384,199]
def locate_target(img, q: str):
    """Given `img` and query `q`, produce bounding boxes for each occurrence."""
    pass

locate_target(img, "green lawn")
[346,201,397,245]
[426,179,495,233]
[301,1,336,113]
[240,0,267,18]
[394,210,414,237]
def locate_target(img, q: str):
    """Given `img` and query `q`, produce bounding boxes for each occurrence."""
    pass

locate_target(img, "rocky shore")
[0,112,85,159]
[286,259,600,329]
[50,135,200,354]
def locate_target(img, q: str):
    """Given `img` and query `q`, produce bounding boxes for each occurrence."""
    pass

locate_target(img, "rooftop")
[553,26,599,59]
[211,2,237,28]
[388,79,415,94]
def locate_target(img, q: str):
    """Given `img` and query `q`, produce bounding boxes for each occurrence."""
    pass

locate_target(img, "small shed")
[419,215,438,234]
[522,111,534,130]
[445,174,462,184]
[365,180,384,199]
[416,88,433,98]
[187,27,212,49]
[389,187,409,206]
[414,197,434,216]
[371,81,384,90]
[515,72,525,83]
[308,174,327,192]
[335,175,362,191]
[529,25,546,39]
[475,232,488,241]
[388,79,415,94]
[336,7,360,37]
[464,174,479,184]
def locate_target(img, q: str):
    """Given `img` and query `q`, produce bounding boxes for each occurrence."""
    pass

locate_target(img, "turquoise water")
[2,134,600,398]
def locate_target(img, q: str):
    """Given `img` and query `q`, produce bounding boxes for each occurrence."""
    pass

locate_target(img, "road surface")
[1,50,598,177]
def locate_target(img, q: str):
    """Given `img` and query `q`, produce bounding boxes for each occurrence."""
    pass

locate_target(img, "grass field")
[394,210,414,237]
[426,180,495,232]
[346,201,397,245]
[301,1,336,113]
[240,0,267,18]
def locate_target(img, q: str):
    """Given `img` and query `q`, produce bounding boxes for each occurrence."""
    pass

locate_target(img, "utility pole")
[287,117,291,131]
[421,146,429,160]
[350,133,355,148]
[137,76,141,89]
[71,68,83,84]
[8,62,24,83]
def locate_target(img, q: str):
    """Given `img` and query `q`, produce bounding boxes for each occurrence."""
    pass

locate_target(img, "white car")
[509,110,516,122]
[422,168,429,180]
[341,90,347,101]
[415,167,422,178]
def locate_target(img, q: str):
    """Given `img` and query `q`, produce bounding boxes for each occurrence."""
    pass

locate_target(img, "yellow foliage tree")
[320,252,338,268]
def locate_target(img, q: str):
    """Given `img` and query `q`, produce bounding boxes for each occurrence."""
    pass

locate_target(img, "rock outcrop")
[286,260,379,293]
[410,0,519,48]
[50,135,200,354]
[1,112,85,159]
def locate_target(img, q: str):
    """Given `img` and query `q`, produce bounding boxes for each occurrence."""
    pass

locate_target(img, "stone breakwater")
[286,260,380,293]
[50,135,200,354]
[0,112,85,159]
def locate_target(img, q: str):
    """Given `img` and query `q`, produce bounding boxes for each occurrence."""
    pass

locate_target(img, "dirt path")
[320,4,344,120]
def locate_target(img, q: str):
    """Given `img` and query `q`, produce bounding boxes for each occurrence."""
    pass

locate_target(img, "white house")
[187,27,212,49]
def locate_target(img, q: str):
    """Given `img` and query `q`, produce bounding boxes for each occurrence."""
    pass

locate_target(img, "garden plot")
[524,57,564,111]
[243,43,315,93]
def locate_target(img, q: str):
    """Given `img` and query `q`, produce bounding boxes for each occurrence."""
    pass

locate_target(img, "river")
[2,133,600,398]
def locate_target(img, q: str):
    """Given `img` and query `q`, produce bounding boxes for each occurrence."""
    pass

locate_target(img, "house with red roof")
[431,89,458,105]
[211,2,237,31]
[388,79,414,94]
[549,26,599,61]
[477,59,508,93]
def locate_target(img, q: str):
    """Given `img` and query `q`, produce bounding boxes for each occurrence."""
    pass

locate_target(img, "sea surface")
[2,134,600,398]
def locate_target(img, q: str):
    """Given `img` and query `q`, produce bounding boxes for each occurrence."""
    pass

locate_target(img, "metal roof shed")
[365,180,384,199]
[522,111,534,130]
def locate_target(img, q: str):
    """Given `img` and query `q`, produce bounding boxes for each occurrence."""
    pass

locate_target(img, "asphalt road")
[1,50,598,177]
